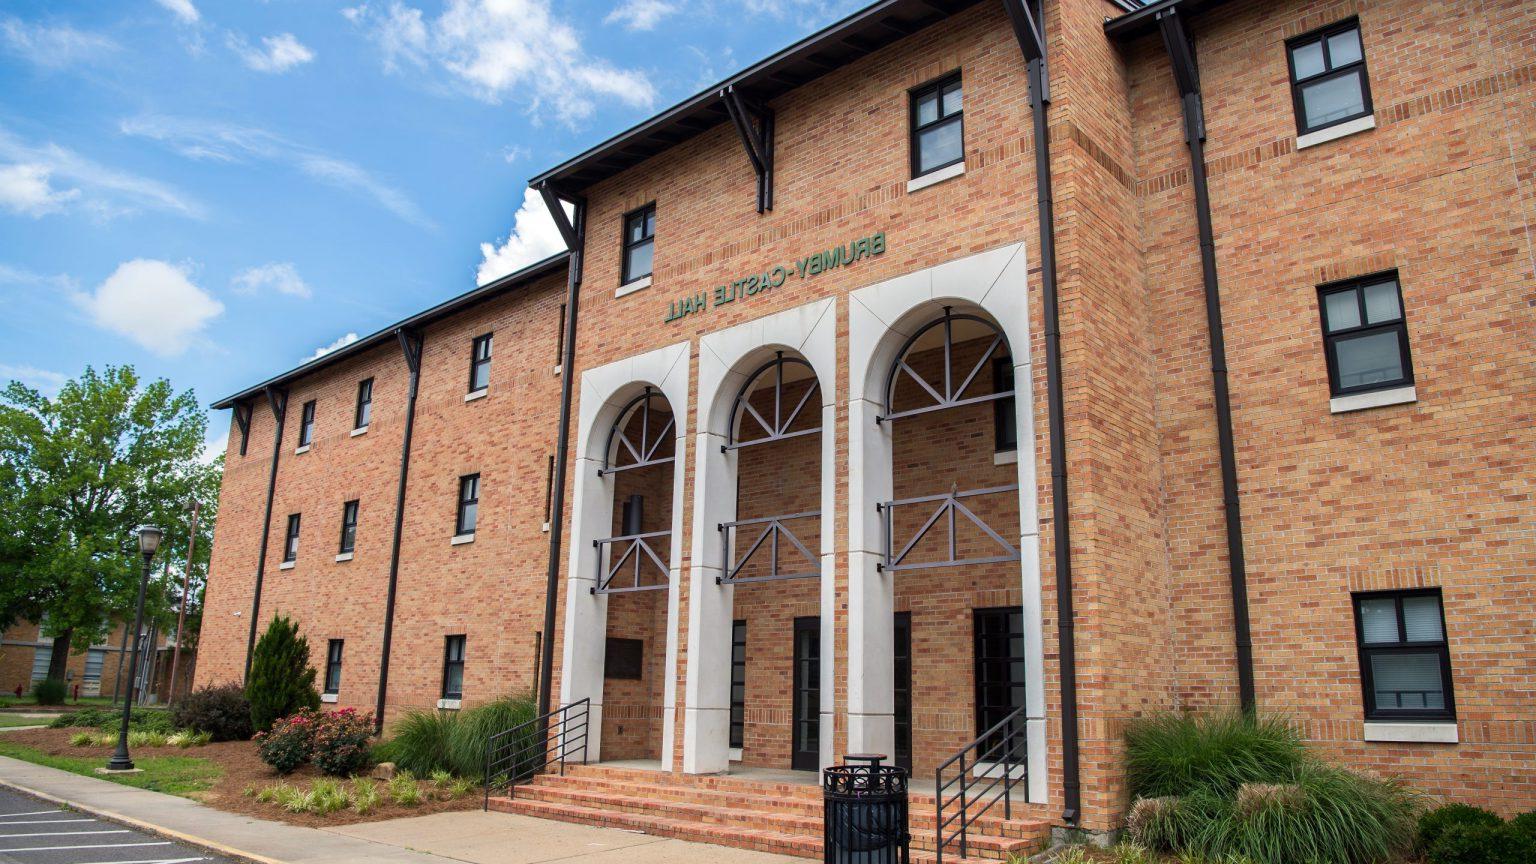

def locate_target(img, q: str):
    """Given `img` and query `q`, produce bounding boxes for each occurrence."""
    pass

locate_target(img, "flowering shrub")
[256,710,317,774]
[311,708,375,777]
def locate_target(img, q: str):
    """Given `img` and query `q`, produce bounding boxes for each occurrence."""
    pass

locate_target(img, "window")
[621,204,655,285]
[339,500,359,554]
[1318,273,1412,396]
[729,621,746,750]
[456,474,480,537]
[283,514,301,562]
[324,639,344,694]
[354,379,373,429]
[1287,19,1372,135]
[468,334,493,393]
[441,635,466,700]
[910,72,963,178]
[84,649,105,684]
[993,357,1016,452]
[1353,590,1454,721]
[604,637,644,680]
[298,400,316,447]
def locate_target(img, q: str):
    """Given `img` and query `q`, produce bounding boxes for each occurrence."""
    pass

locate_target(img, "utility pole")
[168,499,199,702]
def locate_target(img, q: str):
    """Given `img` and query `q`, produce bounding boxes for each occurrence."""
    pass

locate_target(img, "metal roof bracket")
[720,85,775,213]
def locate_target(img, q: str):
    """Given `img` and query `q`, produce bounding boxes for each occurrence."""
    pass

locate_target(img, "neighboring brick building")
[197,0,1534,847]
[0,620,167,702]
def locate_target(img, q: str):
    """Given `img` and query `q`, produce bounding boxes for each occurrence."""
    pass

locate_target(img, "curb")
[0,776,286,864]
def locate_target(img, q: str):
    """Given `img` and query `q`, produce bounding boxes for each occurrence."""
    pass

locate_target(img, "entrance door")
[973,608,1027,755]
[791,616,820,771]
[894,612,912,773]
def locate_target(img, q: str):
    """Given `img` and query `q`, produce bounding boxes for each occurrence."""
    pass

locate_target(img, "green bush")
[48,706,171,733]
[1420,803,1505,851]
[1125,712,1307,799]
[1427,823,1536,864]
[383,708,458,776]
[1512,811,1536,840]
[31,678,67,705]
[256,710,318,774]
[246,615,321,732]
[311,708,375,777]
[172,684,253,741]
[447,694,538,780]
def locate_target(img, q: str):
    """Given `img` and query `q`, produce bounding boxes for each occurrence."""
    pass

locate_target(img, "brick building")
[196,0,1535,851]
[0,620,182,703]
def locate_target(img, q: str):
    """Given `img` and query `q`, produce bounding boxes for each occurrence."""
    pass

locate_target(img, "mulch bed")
[3,727,479,827]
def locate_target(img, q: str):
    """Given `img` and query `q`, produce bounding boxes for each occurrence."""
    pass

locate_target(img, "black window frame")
[468,333,493,394]
[283,513,301,563]
[992,356,1016,453]
[441,635,466,700]
[455,473,480,537]
[909,71,964,179]
[354,378,373,430]
[729,619,746,750]
[1352,588,1455,722]
[298,400,316,447]
[324,639,344,694]
[1317,271,1413,397]
[620,202,656,286]
[1286,18,1373,136]
[339,500,359,554]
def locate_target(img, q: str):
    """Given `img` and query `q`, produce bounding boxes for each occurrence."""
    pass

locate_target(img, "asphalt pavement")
[0,786,225,864]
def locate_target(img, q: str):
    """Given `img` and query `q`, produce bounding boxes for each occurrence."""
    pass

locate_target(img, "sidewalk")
[0,755,801,864]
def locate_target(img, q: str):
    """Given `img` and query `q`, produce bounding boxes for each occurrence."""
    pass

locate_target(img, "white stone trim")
[320,692,338,703]
[464,388,488,402]
[1364,721,1458,744]
[1296,115,1376,150]
[617,275,653,297]
[906,161,965,193]
[847,242,1046,804]
[993,449,1018,466]
[278,560,295,571]
[350,427,368,437]
[451,533,475,545]
[436,699,461,710]
[294,445,310,455]
[1330,384,1415,414]
[563,340,691,769]
[334,552,354,562]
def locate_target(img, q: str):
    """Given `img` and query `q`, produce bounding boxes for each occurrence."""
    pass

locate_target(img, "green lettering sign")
[666,232,887,324]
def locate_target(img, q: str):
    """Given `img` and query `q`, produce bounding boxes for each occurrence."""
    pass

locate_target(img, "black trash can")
[823,754,910,864]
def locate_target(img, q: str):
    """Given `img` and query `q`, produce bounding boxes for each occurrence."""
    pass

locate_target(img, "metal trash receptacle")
[823,754,909,864]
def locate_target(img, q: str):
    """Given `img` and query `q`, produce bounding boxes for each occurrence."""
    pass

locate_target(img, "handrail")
[718,509,821,585]
[879,484,1020,572]
[482,698,591,809]
[933,706,1028,863]
[593,530,671,594]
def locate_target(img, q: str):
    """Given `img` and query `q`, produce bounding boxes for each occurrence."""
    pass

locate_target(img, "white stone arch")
[561,340,690,768]
[847,242,1046,802]
[686,297,838,774]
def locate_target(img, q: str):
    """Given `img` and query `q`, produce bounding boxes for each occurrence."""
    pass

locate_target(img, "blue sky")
[0,0,860,456]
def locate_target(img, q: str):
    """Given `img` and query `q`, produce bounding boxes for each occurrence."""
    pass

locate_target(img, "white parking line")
[0,840,173,853]
[0,829,131,838]
[0,810,61,818]
[0,818,96,825]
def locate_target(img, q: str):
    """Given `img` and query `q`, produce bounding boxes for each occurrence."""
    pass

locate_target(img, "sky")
[0,0,863,458]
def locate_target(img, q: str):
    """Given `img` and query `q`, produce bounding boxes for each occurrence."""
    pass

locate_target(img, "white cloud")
[120,115,430,228]
[231,262,311,299]
[477,186,567,285]
[305,332,360,362]
[155,0,201,25]
[230,32,315,74]
[0,17,118,68]
[71,259,224,357]
[0,163,81,216]
[0,263,75,291]
[0,363,68,396]
[0,125,202,220]
[604,0,678,31]
[346,0,655,125]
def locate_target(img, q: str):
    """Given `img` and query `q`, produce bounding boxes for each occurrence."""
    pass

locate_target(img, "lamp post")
[106,525,161,773]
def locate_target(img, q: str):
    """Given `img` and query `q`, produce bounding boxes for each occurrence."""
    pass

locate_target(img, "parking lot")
[0,786,227,864]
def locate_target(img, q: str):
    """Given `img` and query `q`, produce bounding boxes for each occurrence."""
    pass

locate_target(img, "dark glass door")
[791,616,820,771]
[729,620,746,751]
[894,612,912,773]
[973,608,1027,755]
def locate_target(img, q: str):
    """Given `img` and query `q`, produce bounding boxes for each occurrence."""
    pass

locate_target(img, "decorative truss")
[880,309,1013,423]
[592,529,671,595]
[879,485,1021,572]
[717,509,822,585]
[600,387,675,476]
[726,352,821,451]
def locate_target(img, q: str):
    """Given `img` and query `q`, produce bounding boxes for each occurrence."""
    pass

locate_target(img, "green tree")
[0,366,219,683]
[246,614,320,732]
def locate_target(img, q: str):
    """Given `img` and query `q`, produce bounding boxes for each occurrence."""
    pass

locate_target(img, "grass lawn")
[0,738,222,797]
[0,715,48,729]
[0,696,118,710]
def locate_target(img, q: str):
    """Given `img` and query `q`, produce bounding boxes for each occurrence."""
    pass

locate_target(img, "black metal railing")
[718,510,821,585]
[482,698,590,809]
[933,706,1028,863]
[593,530,671,594]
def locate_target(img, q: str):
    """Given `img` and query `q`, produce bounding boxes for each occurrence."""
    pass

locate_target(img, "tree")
[246,614,320,732]
[0,366,219,683]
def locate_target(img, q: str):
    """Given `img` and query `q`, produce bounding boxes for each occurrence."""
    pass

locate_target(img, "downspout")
[1155,7,1256,713]
[374,327,425,732]
[1002,0,1080,825]
[244,387,288,682]
[536,182,587,721]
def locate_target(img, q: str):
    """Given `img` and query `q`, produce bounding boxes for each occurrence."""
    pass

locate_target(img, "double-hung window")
[1287,19,1372,136]
[1353,590,1454,721]
[469,334,493,393]
[442,635,466,701]
[339,500,358,555]
[910,72,964,178]
[324,639,344,694]
[283,514,301,563]
[621,204,655,286]
[456,474,480,537]
[354,379,373,430]
[298,400,316,448]
[1319,272,1412,396]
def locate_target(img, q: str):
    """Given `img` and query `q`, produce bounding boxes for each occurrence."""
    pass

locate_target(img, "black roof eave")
[211,252,570,410]
[1103,0,1233,41]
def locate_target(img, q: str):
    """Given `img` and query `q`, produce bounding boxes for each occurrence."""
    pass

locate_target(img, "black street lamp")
[106,525,162,773]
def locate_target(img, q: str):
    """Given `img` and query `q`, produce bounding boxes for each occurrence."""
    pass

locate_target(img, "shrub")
[384,709,458,776]
[447,693,538,780]
[167,730,212,748]
[1513,811,1536,840]
[246,615,321,732]
[256,710,318,774]
[351,778,381,815]
[31,677,67,706]
[304,778,350,815]
[388,771,421,805]
[69,732,94,747]
[311,708,375,777]
[1427,823,1536,864]
[1420,803,1505,851]
[1125,712,1306,799]
[172,684,253,741]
